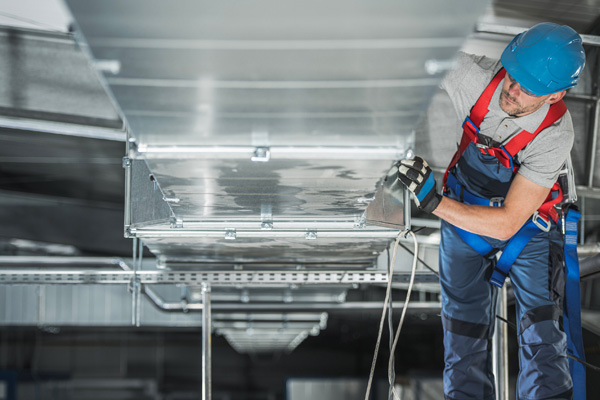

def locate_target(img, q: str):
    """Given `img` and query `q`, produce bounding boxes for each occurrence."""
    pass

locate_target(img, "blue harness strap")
[562,207,586,399]
[448,173,588,393]
[446,173,504,207]
[446,173,544,288]
[489,220,541,288]
[452,225,496,257]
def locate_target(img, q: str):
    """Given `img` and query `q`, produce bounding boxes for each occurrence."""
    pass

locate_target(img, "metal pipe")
[143,298,441,312]
[577,243,600,258]
[411,218,440,229]
[135,240,143,327]
[580,253,600,281]
[123,157,132,230]
[131,238,138,327]
[575,185,600,199]
[580,197,586,245]
[500,286,509,400]
[588,98,600,188]
[492,285,509,400]
[565,93,599,101]
[476,23,600,47]
[201,283,212,400]
[403,188,412,231]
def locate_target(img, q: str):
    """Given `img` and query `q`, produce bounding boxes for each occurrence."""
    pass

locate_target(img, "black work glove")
[397,156,442,214]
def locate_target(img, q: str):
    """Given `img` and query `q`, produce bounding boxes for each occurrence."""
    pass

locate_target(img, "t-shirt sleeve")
[441,52,499,93]
[517,114,574,188]
[441,52,501,124]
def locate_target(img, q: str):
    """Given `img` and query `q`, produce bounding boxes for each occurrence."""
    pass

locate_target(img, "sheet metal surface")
[144,236,388,265]
[142,158,388,217]
[65,0,489,267]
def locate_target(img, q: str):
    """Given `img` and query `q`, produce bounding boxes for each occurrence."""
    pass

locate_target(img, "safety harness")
[443,68,586,398]
[442,68,567,287]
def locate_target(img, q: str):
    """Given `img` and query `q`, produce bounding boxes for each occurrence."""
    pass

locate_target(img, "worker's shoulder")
[444,52,501,95]
[525,108,574,155]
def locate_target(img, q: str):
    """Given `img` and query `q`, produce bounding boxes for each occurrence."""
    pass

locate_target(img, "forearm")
[432,196,519,240]
[397,159,548,240]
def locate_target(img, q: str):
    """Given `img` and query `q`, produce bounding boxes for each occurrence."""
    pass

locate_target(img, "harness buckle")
[475,143,489,149]
[532,211,551,232]
[489,197,504,207]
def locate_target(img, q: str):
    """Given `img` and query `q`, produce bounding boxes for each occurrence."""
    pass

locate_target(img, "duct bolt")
[224,229,236,240]
[181,300,189,313]
[305,231,317,240]
[169,217,183,229]
[241,290,250,303]
[251,147,271,162]
[201,282,211,294]
[149,174,157,191]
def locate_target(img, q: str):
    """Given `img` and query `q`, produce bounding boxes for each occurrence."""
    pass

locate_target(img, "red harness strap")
[442,69,506,187]
[442,68,568,222]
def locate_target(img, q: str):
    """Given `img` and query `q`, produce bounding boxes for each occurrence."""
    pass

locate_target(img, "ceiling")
[0,0,599,359]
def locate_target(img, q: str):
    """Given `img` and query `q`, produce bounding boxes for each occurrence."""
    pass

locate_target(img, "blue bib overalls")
[440,105,574,399]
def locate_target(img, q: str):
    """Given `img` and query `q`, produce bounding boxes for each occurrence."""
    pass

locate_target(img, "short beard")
[499,90,542,117]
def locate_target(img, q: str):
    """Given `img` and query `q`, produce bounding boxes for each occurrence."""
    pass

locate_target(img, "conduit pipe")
[580,253,600,281]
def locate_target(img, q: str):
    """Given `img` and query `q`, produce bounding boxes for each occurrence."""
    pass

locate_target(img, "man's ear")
[545,90,566,105]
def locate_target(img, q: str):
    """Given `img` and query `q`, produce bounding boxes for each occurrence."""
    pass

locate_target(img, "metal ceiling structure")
[1,0,600,398]
[60,0,489,272]
[57,0,489,357]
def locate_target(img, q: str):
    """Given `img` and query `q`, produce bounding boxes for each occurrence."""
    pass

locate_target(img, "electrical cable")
[398,240,600,375]
[386,248,396,400]
[364,231,599,399]
[400,239,600,374]
[364,230,419,400]
[397,242,438,275]
[387,230,419,400]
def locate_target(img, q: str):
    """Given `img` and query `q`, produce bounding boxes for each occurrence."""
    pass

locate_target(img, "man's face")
[499,74,552,117]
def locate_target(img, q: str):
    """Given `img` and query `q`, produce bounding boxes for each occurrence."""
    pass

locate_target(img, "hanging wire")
[397,239,600,374]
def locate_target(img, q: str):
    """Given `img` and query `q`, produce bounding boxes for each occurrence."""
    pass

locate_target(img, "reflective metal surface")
[214,312,328,353]
[0,28,121,128]
[61,0,486,355]
[64,0,488,268]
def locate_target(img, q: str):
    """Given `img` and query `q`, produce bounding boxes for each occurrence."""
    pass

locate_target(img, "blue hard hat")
[501,22,585,96]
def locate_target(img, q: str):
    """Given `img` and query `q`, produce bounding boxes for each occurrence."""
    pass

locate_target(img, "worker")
[396,23,586,400]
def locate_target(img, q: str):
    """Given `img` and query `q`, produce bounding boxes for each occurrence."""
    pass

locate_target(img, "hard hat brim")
[501,46,555,96]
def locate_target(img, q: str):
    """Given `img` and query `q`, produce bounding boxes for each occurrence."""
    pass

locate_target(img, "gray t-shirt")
[441,52,574,189]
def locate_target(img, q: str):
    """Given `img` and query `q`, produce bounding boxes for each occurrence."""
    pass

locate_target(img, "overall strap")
[562,206,586,399]
[470,68,506,126]
[488,220,543,288]
[443,69,507,188]
[471,99,567,172]
[503,99,568,157]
